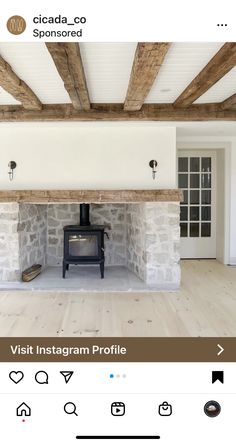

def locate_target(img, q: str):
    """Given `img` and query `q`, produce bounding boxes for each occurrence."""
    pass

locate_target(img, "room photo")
[0,41,236,336]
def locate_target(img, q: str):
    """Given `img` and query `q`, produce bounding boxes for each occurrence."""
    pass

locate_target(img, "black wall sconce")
[149,160,158,180]
[8,161,17,181]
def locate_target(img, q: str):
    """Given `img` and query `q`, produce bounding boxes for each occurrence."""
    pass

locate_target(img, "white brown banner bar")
[0,338,233,362]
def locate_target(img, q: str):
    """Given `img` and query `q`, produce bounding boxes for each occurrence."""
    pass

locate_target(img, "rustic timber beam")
[0,189,183,203]
[0,55,42,110]
[124,42,171,111]
[0,103,235,122]
[174,43,236,107]
[46,43,90,110]
[221,93,236,110]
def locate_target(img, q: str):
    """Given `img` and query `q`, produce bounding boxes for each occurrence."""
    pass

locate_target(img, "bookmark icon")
[212,371,224,384]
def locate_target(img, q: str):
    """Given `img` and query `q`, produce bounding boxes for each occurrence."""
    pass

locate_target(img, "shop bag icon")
[158,401,172,416]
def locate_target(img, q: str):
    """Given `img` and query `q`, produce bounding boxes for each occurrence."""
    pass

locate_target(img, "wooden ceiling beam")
[221,93,236,110]
[124,42,171,111]
[46,43,90,111]
[174,43,236,107]
[0,103,235,121]
[0,55,42,110]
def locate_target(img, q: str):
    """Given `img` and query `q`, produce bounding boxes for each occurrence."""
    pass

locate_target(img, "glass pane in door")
[180,223,188,237]
[190,223,199,237]
[190,190,199,204]
[201,206,211,221]
[201,223,211,237]
[201,157,211,172]
[190,174,200,188]
[190,157,200,172]
[178,174,188,188]
[180,206,188,221]
[201,190,211,204]
[190,207,199,221]
[201,174,211,188]
[178,157,188,172]
[181,190,188,205]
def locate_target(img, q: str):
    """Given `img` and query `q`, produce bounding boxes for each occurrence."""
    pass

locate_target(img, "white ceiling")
[146,42,236,103]
[80,43,137,102]
[195,66,236,103]
[0,43,71,104]
[0,42,235,106]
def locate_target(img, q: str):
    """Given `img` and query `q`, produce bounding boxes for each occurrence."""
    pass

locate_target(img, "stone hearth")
[0,190,181,289]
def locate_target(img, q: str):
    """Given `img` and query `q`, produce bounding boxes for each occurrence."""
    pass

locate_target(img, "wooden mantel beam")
[174,43,236,107]
[0,103,236,121]
[0,55,42,110]
[46,43,90,111]
[124,43,171,111]
[221,93,236,110]
[0,189,183,203]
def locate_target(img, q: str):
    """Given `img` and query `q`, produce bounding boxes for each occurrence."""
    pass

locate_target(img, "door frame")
[178,149,217,259]
[177,141,231,265]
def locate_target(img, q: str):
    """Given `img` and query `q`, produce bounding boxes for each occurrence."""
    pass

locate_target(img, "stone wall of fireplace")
[126,204,146,281]
[126,203,180,287]
[0,200,181,289]
[145,203,180,287]
[0,203,20,281]
[18,204,47,272]
[0,203,48,281]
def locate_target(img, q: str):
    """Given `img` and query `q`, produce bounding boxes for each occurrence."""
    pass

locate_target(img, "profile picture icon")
[7,16,26,35]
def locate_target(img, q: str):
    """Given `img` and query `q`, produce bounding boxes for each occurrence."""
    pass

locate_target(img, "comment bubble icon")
[35,371,49,385]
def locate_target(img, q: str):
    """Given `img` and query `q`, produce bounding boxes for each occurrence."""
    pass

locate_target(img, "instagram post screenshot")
[0,0,235,442]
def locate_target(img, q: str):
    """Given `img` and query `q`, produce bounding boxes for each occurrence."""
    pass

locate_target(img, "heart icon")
[9,371,24,384]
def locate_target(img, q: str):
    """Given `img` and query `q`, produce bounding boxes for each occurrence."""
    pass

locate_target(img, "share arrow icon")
[60,371,74,384]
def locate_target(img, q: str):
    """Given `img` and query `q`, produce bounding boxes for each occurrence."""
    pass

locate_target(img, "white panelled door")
[178,150,216,259]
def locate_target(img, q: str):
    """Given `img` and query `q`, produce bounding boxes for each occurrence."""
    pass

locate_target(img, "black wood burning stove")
[63,204,107,279]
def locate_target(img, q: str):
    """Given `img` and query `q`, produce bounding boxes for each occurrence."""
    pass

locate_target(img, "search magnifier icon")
[64,402,78,416]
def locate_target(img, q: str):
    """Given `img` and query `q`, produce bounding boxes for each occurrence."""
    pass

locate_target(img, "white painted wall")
[2,123,236,263]
[0,124,177,190]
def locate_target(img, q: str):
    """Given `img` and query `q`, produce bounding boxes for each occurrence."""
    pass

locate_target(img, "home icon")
[16,402,31,417]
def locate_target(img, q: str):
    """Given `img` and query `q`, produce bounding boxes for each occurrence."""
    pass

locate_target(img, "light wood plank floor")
[0,260,236,337]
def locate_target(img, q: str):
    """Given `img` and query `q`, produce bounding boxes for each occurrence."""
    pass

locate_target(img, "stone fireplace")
[0,190,182,289]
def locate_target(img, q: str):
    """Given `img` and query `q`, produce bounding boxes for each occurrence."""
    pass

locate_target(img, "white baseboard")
[228,257,236,266]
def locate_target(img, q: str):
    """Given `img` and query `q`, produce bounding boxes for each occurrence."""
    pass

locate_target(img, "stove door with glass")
[63,227,105,279]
